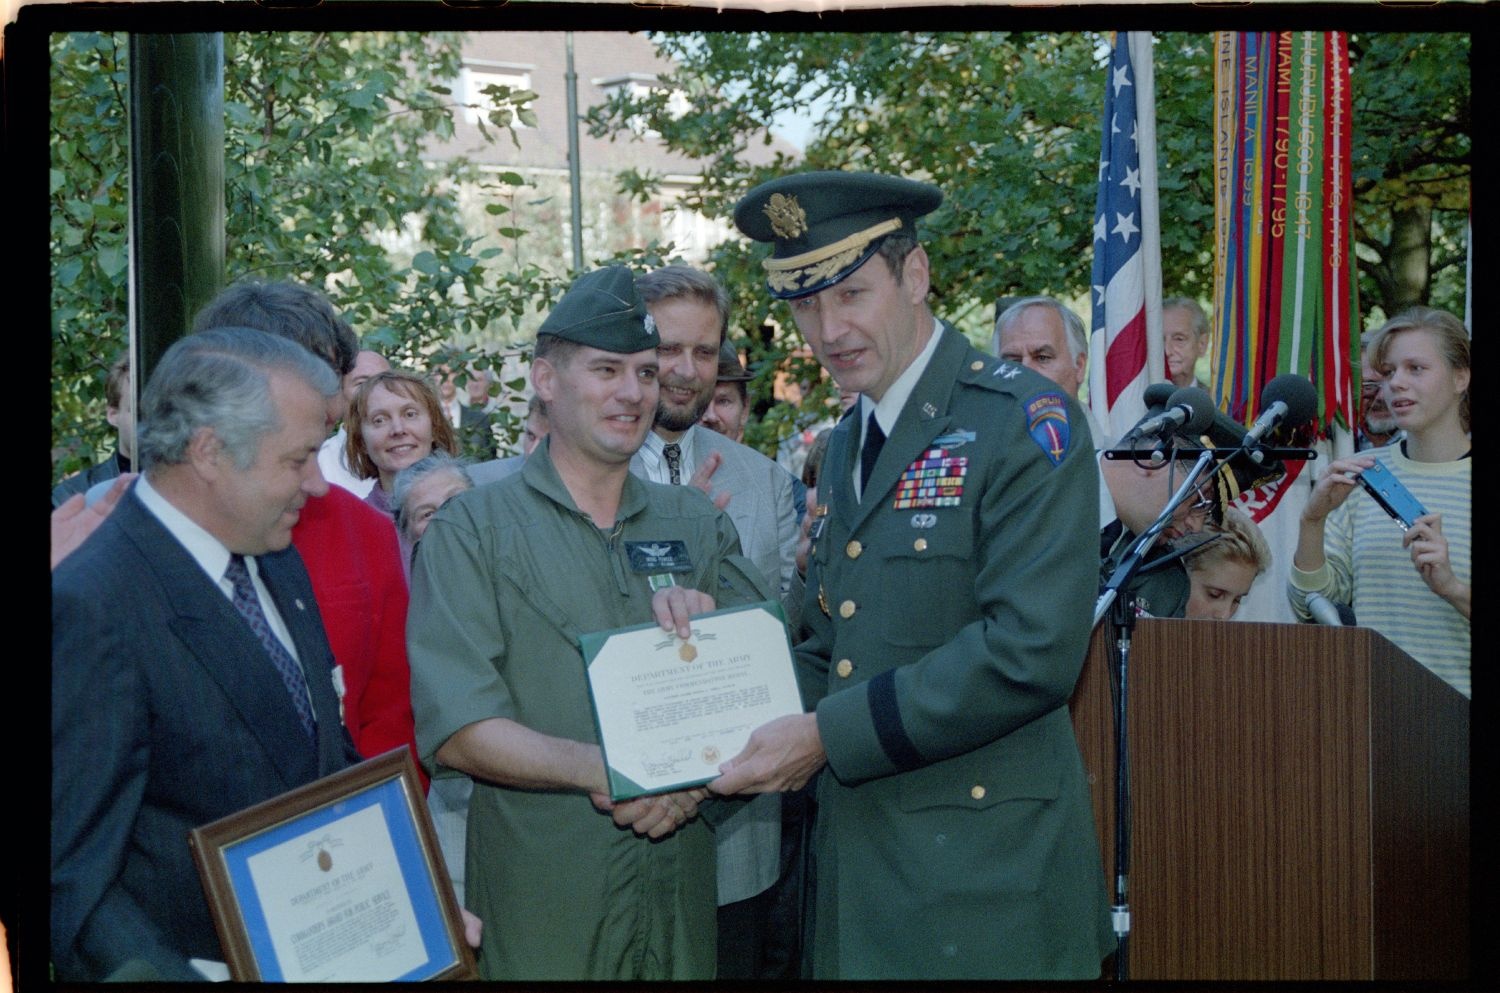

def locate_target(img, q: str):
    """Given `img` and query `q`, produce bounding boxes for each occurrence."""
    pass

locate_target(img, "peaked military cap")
[1194,407,1287,516]
[733,171,943,299]
[536,265,657,353]
[715,339,753,383]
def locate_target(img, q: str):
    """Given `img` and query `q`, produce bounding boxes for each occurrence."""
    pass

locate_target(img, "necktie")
[663,443,683,485]
[225,554,317,742]
[860,411,886,495]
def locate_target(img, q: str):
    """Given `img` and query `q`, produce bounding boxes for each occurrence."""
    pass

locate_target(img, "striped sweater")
[1288,444,1471,697]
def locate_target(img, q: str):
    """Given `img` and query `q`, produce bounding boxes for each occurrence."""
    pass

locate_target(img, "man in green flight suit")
[709,172,1113,979]
[407,265,770,980]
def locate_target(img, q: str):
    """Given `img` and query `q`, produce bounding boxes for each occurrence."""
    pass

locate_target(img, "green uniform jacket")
[799,327,1112,979]
[407,442,768,980]
[1099,519,1192,619]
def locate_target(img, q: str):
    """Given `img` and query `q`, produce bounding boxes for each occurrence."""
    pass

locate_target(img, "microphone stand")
[1092,442,1316,980]
[1093,445,1216,979]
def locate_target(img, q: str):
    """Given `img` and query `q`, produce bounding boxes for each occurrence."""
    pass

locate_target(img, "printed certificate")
[580,601,804,800]
[189,749,476,981]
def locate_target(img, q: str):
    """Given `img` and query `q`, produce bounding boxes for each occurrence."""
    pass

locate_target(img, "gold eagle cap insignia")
[764,193,808,239]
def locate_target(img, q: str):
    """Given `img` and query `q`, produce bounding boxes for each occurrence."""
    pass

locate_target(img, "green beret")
[536,265,657,354]
[715,339,752,383]
[733,171,943,299]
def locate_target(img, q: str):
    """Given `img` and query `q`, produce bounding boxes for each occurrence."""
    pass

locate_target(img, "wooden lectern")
[1070,619,1468,980]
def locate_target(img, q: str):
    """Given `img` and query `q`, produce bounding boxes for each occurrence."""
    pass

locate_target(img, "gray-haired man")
[52,328,359,980]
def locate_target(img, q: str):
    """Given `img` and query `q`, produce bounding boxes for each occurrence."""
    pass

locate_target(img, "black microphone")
[1142,382,1177,409]
[1242,374,1319,462]
[1131,386,1215,441]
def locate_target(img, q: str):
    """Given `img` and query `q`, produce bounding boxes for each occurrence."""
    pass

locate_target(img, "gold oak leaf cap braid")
[732,171,943,300]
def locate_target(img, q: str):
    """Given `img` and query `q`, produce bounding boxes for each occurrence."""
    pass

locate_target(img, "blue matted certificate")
[190,749,476,981]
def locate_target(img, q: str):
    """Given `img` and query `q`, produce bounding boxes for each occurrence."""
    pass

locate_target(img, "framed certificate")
[580,600,805,800]
[188,748,477,982]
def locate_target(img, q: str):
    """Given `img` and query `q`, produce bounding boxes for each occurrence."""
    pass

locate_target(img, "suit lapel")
[844,329,966,535]
[694,427,762,523]
[115,495,322,789]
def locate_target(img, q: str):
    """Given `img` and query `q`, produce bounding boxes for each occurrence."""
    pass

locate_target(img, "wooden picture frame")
[189,748,476,981]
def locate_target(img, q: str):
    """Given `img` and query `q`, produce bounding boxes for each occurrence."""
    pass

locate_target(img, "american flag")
[1088,33,1164,444]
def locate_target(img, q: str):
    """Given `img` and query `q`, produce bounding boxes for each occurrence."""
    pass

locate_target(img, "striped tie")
[225,554,317,742]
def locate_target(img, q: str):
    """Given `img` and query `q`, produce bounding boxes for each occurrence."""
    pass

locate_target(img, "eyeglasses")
[1183,486,1216,522]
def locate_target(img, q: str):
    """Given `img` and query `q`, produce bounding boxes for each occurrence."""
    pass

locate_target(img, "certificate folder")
[579,600,804,801]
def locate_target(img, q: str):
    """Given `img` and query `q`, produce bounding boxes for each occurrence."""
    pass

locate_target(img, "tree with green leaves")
[586,30,1467,453]
[586,32,1220,452]
[50,30,553,484]
[51,31,134,479]
[1348,32,1470,319]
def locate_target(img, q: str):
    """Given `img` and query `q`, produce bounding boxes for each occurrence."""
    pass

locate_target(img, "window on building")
[462,61,535,127]
[594,73,688,137]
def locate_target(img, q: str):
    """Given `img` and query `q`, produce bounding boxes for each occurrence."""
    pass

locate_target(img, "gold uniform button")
[846,540,863,559]
[913,538,928,552]
[970,360,985,371]
[839,599,857,619]
[836,659,854,678]
[970,785,987,801]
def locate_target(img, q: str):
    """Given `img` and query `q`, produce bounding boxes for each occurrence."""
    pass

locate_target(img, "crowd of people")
[50,167,1471,982]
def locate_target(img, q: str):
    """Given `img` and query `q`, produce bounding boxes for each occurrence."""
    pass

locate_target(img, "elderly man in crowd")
[993,295,1109,454]
[1162,296,1212,390]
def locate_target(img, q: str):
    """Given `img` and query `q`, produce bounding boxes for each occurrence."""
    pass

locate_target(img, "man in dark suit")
[51,328,361,981]
[713,172,1112,979]
[51,351,134,508]
[435,363,499,461]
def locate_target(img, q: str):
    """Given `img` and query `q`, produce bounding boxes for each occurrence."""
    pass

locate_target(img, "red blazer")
[292,485,426,790]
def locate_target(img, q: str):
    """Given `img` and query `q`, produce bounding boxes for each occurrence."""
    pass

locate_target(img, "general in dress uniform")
[711,172,1113,979]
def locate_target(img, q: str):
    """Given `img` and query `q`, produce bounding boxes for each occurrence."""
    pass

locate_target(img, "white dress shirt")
[134,474,312,709]
[855,316,945,501]
[637,427,703,485]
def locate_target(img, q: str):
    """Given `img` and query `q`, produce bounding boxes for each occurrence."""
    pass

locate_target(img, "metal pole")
[128,33,225,388]
[564,32,585,271]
